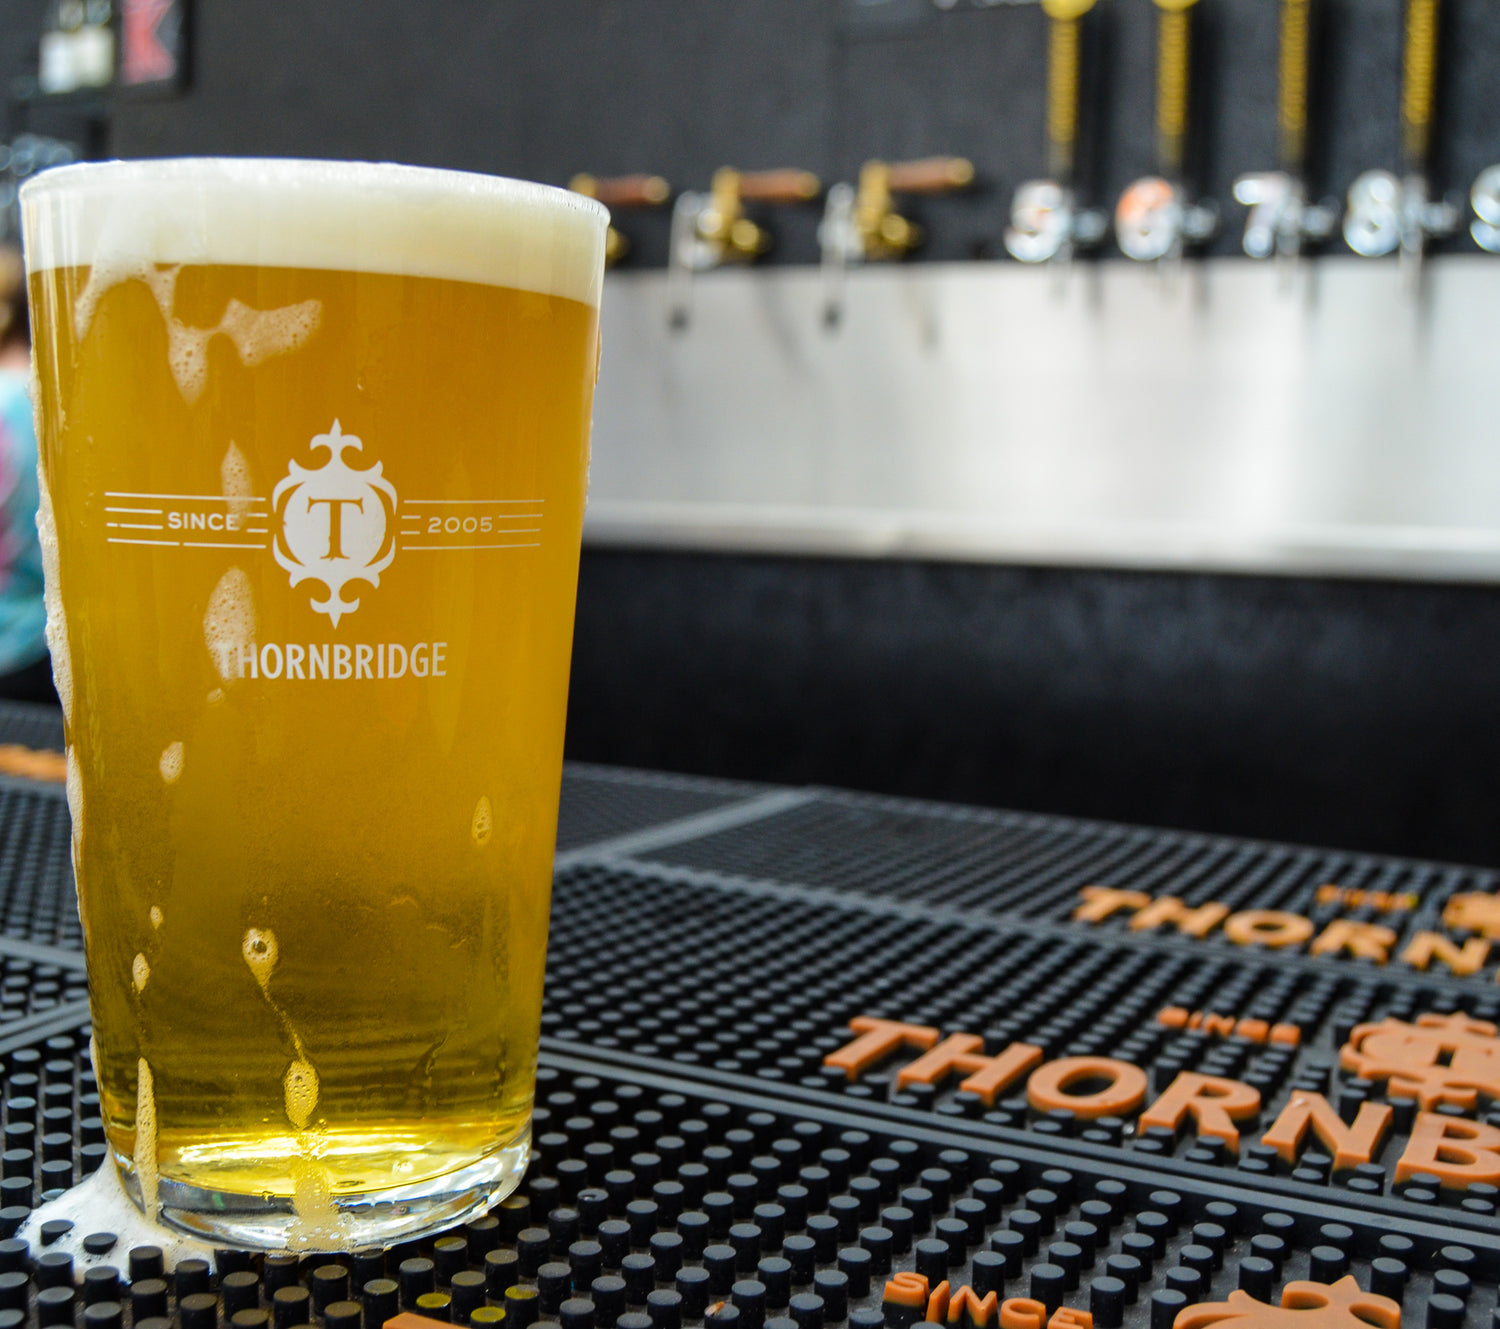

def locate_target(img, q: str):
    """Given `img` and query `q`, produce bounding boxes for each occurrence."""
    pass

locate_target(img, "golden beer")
[22,160,606,1247]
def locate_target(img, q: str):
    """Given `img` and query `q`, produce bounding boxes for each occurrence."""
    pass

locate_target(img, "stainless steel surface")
[587,257,1500,582]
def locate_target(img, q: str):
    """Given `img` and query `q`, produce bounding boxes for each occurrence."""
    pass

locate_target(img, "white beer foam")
[284,1057,319,1132]
[143,275,323,403]
[20,1163,215,1273]
[135,1056,160,1220]
[203,565,256,682]
[34,474,73,726]
[159,741,184,783]
[64,743,82,842]
[20,157,608,308]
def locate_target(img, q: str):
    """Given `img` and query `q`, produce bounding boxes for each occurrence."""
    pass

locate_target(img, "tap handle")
[1277,0,1313,176]
[1152,0,1201,180]
[1400,0,1440,172]
[1041,0,1098,183]
[883,157,976,195]
[736,169,822,204]
[1473,164,1500,253]
[570,173,671,209]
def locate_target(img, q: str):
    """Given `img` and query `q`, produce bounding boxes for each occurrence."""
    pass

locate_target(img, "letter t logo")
[306,495,365,559]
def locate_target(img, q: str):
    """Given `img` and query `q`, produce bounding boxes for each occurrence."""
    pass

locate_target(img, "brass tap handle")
[1277,0,1313,176]
[705,168,766,261]
[736,168,822,205]
[696,167,822,263]
[883,157,976,195]
[570,173,672,209]
[1153,0,1201,180]
[1400,0,1440,172]
[853,157,974,261]
[1042,0,1099,183]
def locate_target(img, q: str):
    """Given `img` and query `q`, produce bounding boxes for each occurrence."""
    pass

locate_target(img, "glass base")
[112,1120,531,1251]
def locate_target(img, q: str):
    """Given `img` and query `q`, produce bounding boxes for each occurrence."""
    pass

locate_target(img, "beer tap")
[569,173,671,267]
[1231,0,1337,263]
[1004,0,1107,265]
[1472,165,1500,253]
[1114,0,1216,266]
[1342,0,1457,282]
[668,166,821,329]
[819,156,974,326]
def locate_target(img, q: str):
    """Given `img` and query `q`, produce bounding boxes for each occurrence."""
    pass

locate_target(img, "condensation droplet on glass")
[242,927,279,993]
[134,1058,159,1220]
[284,1057,319,1131]
[471,795,493,846]
[64,745,82,846]
[159,741,184,784]
[221,439,255,523]
[203,567,256,683]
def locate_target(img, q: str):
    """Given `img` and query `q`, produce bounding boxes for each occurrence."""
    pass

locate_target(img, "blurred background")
[4,0,1500,862]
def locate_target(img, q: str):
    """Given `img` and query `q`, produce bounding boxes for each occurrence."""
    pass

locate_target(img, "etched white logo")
[105,423,547,668]
[272,420,397,627]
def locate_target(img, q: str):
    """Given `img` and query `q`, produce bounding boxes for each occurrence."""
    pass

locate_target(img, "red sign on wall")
[120,0,188,89]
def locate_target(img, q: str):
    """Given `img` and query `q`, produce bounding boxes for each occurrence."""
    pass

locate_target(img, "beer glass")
[21,159,606,1248]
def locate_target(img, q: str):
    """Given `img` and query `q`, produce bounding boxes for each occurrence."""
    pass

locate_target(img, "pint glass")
[21,159,607,1248]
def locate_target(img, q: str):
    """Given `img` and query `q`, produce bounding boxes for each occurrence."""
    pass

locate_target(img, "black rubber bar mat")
[0,746,1496,1329]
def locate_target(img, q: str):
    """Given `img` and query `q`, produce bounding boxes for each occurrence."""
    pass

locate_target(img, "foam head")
[19,157,609,308]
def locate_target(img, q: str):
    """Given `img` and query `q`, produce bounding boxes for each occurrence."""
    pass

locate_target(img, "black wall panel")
[566,551,1500,866]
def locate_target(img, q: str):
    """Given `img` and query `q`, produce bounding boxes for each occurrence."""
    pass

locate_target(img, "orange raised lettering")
[1281,1279,1398,1327]
[1396,1112,1500,1188]
[1259,1091,1392,1171]
[1157,1007,1189,1029]
[1073,886,1150,923]
[1339,1011,1500,1110]
[1000,1299,1046,1329]
[1309,919,1395,963]
[1048,1311,1092,1329]
[1441,891,1500,939]
[1139,1071,1262,1150]
[1399,931,1490,977]
[1128,896,1230,938]
[1221,910,1315,949]
[825,1016,940,1082]
[1027,1056,1148,1120]
[1174,1277,1399,1329]
[387,1316,463,1329]
[949,1287,1000,1327]
[898,1035,1043,1106]
[885,1273,931,1308]
[927,1281,952,1324]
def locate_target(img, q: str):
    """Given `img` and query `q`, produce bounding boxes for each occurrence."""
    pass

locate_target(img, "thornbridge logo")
[273,420,397,627]
[103,423,547,649]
